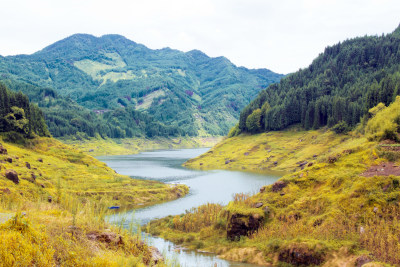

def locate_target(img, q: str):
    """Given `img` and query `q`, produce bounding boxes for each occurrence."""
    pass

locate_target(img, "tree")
[246,109,262,133]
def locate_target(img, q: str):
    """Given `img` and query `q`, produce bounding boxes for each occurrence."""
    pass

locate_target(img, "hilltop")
[0,34,283,137]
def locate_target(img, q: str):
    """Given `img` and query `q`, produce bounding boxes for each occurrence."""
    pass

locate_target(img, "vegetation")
[1,80,185,139]
[237,24,400,135]
[149,122,400,265]
[0,88,188,265]
[0,34,283,136]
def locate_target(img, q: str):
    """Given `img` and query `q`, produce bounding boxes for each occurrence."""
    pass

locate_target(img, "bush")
[332,121,350,134]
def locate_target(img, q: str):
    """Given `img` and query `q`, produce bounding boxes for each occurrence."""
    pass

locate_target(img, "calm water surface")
[98,148,279,267]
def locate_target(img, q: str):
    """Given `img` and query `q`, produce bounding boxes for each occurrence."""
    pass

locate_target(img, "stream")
[98,148,279,267]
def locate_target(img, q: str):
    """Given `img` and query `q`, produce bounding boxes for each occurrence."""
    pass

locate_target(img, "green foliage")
[239,25,400,134]
[365,96,400,141]
[246,109,262,133]
[0,83,50,138]
[227,123,241,138]
[0,34,283,136]
[331,121,349,134]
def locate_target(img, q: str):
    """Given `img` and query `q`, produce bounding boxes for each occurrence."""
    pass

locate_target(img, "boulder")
[227,213,264,241]
[355,255,372,267]
[149,247,164,264]
[271,180,287,192]
[254,202,263,208]
[5,169,19,184]
[297,161,308,167]
[25,162,31,169]
[0,145,7,154]
[6,157,12,163]
[278,247,325,266]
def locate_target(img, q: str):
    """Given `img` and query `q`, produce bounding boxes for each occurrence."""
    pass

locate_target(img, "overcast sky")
[0,0,399,74]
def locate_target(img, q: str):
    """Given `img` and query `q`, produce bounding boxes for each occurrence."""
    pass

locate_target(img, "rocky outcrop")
[5,169,19,184]
[278,246,325,266]
[271,180,287,192]
[227,213,264,241]
[0,144,7,155]
[149,246,164,264]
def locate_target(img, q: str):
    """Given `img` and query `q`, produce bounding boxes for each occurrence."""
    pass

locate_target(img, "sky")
[0,0,399,74]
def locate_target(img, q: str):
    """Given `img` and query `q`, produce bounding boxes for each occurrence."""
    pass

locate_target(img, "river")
[97,148,279,267]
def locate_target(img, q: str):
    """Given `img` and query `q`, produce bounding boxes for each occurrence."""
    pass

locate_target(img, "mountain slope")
[0,34,283,136]
[236,24,400,134]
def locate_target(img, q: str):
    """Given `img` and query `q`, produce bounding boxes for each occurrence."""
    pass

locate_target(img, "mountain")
[0,34,283,136]
[236,24,400,135]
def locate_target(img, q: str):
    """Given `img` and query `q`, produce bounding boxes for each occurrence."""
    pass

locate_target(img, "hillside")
[0,34,283,136]
[235,24,400,135]
[0,87,188,265]
[145,25,400,266]
[148,98,400,266]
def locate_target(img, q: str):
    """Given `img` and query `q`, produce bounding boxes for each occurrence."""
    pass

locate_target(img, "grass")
[148,125,400,265]
[0,136,189,266]
[63,136,222,156]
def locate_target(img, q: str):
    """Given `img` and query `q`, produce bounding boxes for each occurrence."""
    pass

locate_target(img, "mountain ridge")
[0,34,283,136]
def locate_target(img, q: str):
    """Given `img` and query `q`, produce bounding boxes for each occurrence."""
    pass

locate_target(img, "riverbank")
[148,126,400,265]
[0,137,188,265]
[62,136,222,156]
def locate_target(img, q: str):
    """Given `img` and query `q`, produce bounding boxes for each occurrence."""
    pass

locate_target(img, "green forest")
[237,25,400,135]
[0,80,183,139]
[0,83,49,139]
[0,34,283,137]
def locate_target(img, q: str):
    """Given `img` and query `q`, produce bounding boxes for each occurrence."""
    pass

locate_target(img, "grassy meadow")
[0,136,188,266]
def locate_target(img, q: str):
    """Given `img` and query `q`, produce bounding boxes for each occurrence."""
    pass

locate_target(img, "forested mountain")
[236,25,400,135]
[0,83,49,139]
[0,80,182,139]
[0,34,283,136]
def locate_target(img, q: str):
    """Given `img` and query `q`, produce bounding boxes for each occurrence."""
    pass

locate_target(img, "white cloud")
[0,0,399,73]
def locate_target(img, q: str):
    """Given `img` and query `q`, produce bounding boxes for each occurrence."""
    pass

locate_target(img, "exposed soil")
[360,162,400,177]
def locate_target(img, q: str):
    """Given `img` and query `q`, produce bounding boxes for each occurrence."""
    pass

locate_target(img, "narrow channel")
[98,148,279,267]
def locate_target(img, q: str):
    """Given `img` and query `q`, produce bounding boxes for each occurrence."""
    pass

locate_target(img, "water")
[98,148,280,267]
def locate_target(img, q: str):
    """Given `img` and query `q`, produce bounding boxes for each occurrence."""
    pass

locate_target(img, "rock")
[5,169,19,184]
[6,157,12,163]
[271,180,287,192]
[0,144,7,154]
[254,202,263,208]
[48,196,52,203]
[149,246,164,264]
[278,247,324,266]
[313,154,318,158]
[88,149,94,152]
[225,160,230,164]
[299,173,304,178]
[273,161,278,165]
[328,156,337,163]
[267,149,271,152]
[31,173,36,180]
[244,152,249,156]
[373,207,378,213]
[227,213,264,241]
[199,163,203,166]
[297,161,308,167]
[40,184,45,188]
[307,162,313,167]
[259,187,265,193]
[38,158,43,163]
[25,162,31,169]
[280,192,286,196]
[355,255,372,267]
